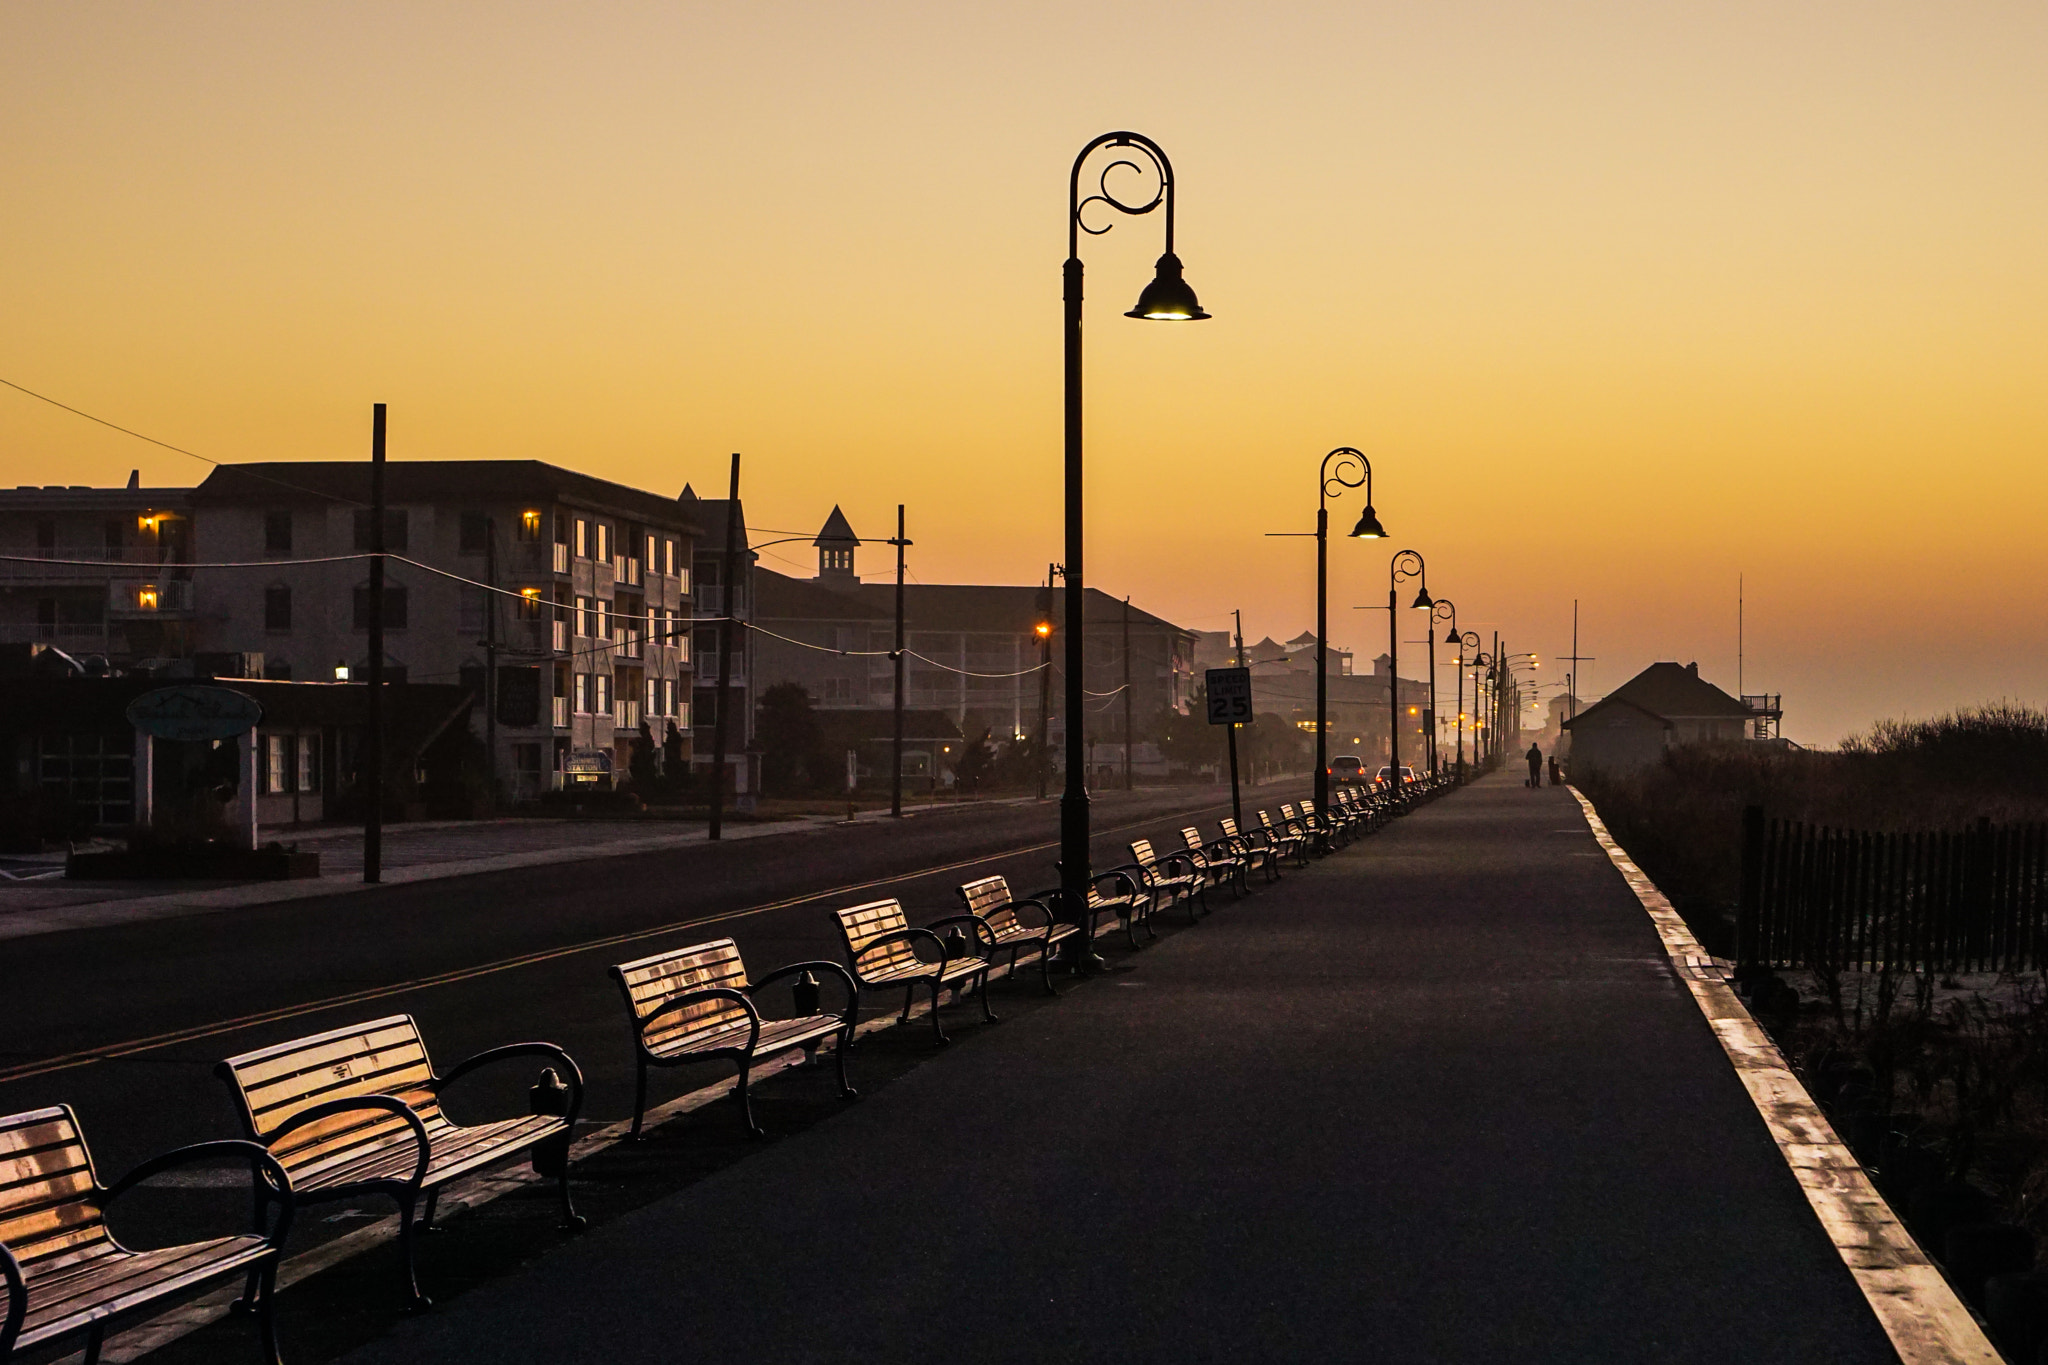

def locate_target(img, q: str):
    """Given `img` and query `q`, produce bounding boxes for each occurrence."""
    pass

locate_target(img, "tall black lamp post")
[1453,629,1481,778]
[1428,597,1458,777]
[1273,449,1386,814]
[1386,550,1429,797]
[1061,132,1208,932]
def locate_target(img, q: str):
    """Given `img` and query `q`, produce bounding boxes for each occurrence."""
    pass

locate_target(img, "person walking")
[1525,743,1543,788]
[1547,754,1562,787]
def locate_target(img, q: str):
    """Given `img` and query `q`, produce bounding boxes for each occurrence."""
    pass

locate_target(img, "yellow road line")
[0,799,1232,1087]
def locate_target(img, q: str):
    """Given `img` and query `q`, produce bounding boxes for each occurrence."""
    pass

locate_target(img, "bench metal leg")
[81,1321,105,1365]
[254,1258,284,1365]
[899,984,916,1026]
[834,1023,859,1099]
[975,967,999,1024]
[628,1057,651,1140]
[1037,937,1059,996]
[394,1190,431,1311]
[735,1059,765,1138]
[419,1188,441,1233]
[927,981,949,1044]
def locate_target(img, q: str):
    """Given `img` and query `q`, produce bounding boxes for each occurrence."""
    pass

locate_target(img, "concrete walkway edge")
[1570,787,2001,1365]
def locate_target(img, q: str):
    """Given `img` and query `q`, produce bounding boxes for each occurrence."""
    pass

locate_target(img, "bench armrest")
[1094,866,1144,895]
[751,960,860,1019]
[925,913,994,954]
[101,1140,297,1249]
[435,1042,586,1128]
[1,1243,21,1352]
[268,1095,431,1191]
[852,926,948,976]
[1000,896,1057,931]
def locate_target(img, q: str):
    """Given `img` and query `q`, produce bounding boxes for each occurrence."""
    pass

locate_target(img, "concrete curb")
[1570,786,2001,1365]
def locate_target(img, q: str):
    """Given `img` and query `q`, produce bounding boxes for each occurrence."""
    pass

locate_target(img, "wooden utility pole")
[483,517,498,806]
[1121,596,1133,791]
[1227,607,1244,822]
[888,505,909,818]
[708,454,742,840]
[364,403,385,883]
[1036,564,1053,800]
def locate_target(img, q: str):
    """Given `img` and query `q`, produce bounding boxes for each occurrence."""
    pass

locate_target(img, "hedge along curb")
[1568,785,2002,1365]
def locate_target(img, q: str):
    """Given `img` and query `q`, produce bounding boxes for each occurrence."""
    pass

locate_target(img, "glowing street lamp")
[1059,132,1207,957]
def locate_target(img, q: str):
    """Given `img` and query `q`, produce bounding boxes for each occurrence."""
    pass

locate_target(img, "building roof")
[195,461,701,534]
[677,487,748,555]
[1562,661,1752,731]
[814,505,859,546]
[1560,694,1673,732]
[753,569,1195,638]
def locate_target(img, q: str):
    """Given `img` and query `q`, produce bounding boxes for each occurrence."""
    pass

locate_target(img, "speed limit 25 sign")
[1205,667,1252,725]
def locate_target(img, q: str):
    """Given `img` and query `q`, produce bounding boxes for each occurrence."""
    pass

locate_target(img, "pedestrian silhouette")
[1548,754,1562,787]
[1525,743,1543,788]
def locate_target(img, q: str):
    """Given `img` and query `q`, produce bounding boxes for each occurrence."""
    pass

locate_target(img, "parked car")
[1330,755,1366,784]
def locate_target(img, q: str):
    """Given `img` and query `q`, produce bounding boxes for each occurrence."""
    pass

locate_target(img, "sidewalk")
[339,777,1906,1364]
[0,798,1032,943]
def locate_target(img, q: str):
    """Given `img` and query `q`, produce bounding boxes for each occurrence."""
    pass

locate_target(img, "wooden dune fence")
[1737,807,2048,974]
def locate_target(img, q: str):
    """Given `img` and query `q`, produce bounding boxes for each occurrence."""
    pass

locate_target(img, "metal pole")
[1387,579,1398,794]
[1454,646,1464,779]
[1122,596,1133,791]
[890,505,908,818]
[1231,607,1246,815]
[1426,614,1437,776]
[1038,565,1053,801]
[1314,503,1328,814]
[484,516,498,806]
[364,403,385,884]
[708,454,741,839]
[1061,250,1092,917]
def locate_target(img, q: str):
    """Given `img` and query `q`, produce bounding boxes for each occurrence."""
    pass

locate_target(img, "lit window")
[137,584,160,611]
[296,735,320,793]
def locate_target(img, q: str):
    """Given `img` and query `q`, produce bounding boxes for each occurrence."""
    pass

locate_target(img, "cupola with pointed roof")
[814,505,860,589]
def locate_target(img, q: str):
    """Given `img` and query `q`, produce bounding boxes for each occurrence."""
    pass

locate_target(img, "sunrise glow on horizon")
[4,2,2043,745]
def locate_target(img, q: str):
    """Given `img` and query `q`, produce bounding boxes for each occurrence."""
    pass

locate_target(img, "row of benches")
[1,776,1454,1362]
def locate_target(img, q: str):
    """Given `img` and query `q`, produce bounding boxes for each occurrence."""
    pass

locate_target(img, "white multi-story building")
[189,461,696,800]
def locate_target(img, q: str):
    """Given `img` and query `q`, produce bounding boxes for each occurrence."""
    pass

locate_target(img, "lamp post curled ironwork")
[1312,447,1384,814]
[1386,549,1428,796]
[1451,627,1481,777]
[1427,597,1458,778]
[1061,132,1207,962]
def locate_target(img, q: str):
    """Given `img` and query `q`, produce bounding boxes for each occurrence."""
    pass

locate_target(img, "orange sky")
[4,2,2044,744]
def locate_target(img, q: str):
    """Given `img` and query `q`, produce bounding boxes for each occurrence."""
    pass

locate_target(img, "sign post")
[1205,666,1252,827]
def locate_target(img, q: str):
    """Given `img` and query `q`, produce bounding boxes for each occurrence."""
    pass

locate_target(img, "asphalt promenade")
[339,775,1898,1365]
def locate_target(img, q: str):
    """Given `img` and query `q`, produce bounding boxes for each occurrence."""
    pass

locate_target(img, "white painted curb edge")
[1569,786,2001,1365]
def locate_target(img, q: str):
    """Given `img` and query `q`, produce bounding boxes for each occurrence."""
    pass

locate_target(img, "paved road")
[338,776,1894,1364]
[0,783,1286,1181]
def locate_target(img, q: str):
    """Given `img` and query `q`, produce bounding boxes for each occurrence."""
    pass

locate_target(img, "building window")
[595,522,611,563]
[264,511,292,556]
[265,733,290,794]
[352,583,408,630]
[104,518,124,559]
[594,672,612,716]
[459,511,490,555]
[459,586,486,635]
[663,537,678,576]
[575,517,590,558]
[352,509,408,552]
[823,677,854,703]
[296,735,319,792]
[264,585,292,632]
[575,595,594,638]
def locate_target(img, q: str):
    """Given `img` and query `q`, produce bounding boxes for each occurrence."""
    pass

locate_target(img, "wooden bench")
[1213,818,1277,883]
[611,939,858,1139]
[1127,838,1206,923]
[217,1015,584,1309]
[1054,864,1154,950]
[1296,798,1348,849]
[1258,809,1311,866]
[834,899,996,1044]
[2,1104,292,1364]
[956,875,1078,995]
[1187,822,1245,896]
[1278,802,1326,854]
